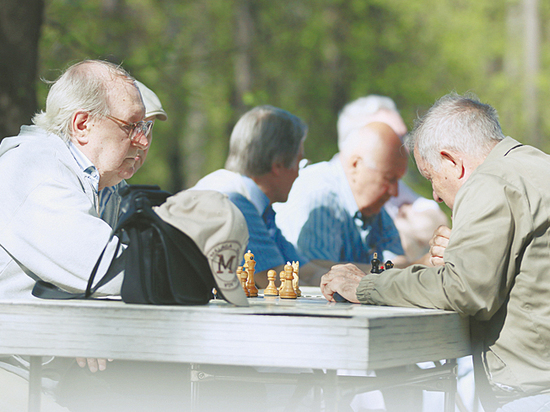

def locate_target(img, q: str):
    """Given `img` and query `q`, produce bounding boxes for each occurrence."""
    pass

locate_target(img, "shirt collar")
[67,140,100,194]
[241,175,270,216]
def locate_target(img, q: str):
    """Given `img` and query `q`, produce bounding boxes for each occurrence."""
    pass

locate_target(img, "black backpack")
[33,185,220,305]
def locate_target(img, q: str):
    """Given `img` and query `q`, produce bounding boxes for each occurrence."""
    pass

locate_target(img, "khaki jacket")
[357,137,550,402]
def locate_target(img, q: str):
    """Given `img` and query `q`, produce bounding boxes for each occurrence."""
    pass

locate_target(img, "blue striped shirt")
[192,170,306,272]
[274,157,403,263]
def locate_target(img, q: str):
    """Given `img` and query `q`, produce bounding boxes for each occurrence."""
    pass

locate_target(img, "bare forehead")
[107,78,145,119]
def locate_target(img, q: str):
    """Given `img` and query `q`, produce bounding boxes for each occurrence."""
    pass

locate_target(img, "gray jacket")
[357,137,550,403]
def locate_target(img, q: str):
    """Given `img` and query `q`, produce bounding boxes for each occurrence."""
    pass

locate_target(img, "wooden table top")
[0,287,470,371]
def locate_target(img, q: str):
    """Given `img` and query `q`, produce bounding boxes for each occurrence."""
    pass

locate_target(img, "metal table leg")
[28,356,42,412]
[444,359,458,412]
[190,363,200,412]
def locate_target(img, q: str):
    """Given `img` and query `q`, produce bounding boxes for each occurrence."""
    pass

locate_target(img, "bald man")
[275,122,419,271]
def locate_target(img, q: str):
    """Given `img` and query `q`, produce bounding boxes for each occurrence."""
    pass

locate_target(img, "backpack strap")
[32,185,171,300]
[32,230,122,300]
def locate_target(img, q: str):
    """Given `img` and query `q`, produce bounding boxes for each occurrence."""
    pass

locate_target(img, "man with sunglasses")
[0,59,150,300]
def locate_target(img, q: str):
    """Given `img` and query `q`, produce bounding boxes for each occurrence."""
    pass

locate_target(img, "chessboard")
[233,250,394,305]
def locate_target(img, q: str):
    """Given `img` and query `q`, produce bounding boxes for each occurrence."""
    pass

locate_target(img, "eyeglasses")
[106,115,153,144]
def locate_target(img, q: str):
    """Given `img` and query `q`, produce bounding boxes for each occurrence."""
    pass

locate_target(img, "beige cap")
[135,80,168,121]
[154,190,249,306]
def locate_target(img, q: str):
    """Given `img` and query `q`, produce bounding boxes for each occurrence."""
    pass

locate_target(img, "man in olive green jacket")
[321,93,550,412]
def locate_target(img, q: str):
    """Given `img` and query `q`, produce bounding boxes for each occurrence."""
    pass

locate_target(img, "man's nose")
[131,132,150,150]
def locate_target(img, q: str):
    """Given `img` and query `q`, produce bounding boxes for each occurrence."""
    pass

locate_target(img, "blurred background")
[2,0,549,216]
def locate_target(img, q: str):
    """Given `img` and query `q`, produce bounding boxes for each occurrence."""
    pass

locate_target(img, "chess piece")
[264,270,279,296]
[279,263,297,299]
[237,266,249,297]
[370,253,383,274]
[244,250,254,265]
[292,261,301,297]
[279,270,286,293]
[384,260,394,270]
[245,252,258,297]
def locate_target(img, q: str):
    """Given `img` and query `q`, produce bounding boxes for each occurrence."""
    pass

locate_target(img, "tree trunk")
[0,0,44,141]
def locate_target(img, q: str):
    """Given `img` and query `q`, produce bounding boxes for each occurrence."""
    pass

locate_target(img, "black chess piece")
[370,253,383,274]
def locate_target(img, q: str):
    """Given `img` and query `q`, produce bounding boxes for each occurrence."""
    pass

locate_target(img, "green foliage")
[38,0,550,201]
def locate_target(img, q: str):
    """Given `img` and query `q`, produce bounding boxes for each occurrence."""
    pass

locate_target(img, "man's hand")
[429,225,451,266]
[76,358,113,373]
[320,264,365,303]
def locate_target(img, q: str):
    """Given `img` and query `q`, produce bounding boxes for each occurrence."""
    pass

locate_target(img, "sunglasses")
[106,115,153,144]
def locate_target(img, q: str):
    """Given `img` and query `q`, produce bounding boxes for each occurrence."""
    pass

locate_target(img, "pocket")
[484,347,521,393]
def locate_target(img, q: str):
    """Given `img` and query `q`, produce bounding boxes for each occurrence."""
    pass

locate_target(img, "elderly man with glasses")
[98,80,168,229]
[0,59,152,300]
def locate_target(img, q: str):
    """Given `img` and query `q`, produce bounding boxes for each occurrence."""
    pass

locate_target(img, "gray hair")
[33,60,136,141]
[406,92,505,170]
[337,95,397,149]
[225,105,307,176]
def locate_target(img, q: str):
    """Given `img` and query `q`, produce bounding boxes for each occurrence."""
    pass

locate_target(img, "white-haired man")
[322,93,550,412]
[338,95,448,261]
[0,60,151,300]
[99,80,168,227]
[0,60,170,409]
[275,121,414,271]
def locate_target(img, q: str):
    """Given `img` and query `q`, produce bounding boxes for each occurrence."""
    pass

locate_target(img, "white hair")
[33,60,135,141]
[337,95,397,150]
[407,92,505,170]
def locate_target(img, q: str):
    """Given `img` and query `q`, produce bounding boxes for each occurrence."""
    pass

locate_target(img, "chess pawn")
[246,256,259,297]
[279,270,286,293]
[237,266,249,297]
[280,263,297,299]
[264,270,279,296]
[384,260,394,270]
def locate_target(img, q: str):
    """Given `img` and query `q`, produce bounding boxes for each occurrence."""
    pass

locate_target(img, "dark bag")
[33,185,217,305]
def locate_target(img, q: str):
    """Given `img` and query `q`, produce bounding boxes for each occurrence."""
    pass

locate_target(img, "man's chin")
[118,166,136,180]
[360,203,386,217]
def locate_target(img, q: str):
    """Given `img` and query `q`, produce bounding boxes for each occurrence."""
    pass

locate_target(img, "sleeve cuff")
[356,274,379,304]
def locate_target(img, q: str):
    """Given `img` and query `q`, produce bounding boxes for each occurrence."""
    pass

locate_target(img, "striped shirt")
[274,157,403,263]
[67,141,100,213]
[192,170,306,272]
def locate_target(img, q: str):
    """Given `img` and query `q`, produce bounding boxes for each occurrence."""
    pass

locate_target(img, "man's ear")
[71,111,91,144]
[347,154,362,176]
[440,150,465,179]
